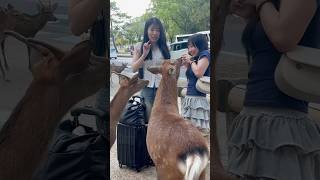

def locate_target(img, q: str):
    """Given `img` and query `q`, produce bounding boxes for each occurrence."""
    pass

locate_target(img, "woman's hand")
[142,41,151,58]
[181,54,192,66]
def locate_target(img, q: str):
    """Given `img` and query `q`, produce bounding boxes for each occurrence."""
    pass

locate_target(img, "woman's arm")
[190,57,210,78]
[69,0,104,36]
[131,42,151,72]
[254,0,317,52]
[132,45,144,72]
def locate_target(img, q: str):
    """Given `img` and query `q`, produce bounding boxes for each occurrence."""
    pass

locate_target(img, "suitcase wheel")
[119,163,122,168]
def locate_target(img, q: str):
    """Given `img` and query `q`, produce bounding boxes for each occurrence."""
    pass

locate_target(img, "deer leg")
[0,55,6,80]
[27,46,32,70]
[1,37,9,71]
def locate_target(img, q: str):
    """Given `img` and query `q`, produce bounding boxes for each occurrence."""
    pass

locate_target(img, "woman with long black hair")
[132,17,171,121]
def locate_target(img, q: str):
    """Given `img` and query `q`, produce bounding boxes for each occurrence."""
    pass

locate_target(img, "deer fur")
[110,62,127,74]
[146,60,209,180]
[0,31,107,180]
[109,73,149,147]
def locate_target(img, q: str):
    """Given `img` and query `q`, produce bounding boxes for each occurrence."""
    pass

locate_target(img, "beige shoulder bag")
[275,46,320,103]
[196,76,210,94]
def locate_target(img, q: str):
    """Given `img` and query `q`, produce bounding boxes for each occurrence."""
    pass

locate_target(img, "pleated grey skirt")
[227,106,320,180]
[181,95,210,130]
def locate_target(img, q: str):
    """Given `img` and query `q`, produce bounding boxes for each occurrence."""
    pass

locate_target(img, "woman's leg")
[140,87,156,123]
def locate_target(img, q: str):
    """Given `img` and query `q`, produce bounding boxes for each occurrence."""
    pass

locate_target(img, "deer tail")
[178,147,209,180]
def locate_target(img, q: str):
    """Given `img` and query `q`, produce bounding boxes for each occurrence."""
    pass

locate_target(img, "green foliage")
[111,0,210,48]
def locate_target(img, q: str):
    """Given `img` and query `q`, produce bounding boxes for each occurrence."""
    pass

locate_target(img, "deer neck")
[153,75,178,113]
[0,81,64,179]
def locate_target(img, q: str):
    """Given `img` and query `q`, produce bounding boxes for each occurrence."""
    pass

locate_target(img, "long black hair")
[140,17,171,60]
[241,0,279,64]
[187,33,209,61]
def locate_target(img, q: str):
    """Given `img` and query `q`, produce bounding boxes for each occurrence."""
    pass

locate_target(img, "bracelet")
[256,0,272,14]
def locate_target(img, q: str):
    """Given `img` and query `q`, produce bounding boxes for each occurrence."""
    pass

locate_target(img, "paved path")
[109,74,211,179]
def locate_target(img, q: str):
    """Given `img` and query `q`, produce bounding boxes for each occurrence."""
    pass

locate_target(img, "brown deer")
[110,73,149,147]
[0,31,106,180]
[0,1,58,80]
[146,60,209,180]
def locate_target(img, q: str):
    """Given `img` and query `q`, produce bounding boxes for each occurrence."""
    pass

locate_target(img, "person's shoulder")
[199,50,210,59]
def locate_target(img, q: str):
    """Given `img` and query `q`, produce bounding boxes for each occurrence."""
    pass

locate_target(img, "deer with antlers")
[5,0,58,38]
[0,0,58,81]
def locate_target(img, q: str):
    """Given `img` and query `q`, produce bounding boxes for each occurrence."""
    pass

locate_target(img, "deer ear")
[147,66,162,74]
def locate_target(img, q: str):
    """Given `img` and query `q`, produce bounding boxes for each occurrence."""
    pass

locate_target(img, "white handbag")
[275,46,320,103]
[196,76,210,94]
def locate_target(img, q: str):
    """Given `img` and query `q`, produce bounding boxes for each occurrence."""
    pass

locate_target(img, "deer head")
[37,0,58,22]
[110,62,128,73]
[147,58,182,79]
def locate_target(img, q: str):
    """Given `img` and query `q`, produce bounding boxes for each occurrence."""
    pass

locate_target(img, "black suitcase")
[117,123,152,172]
[116,96,153,172]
